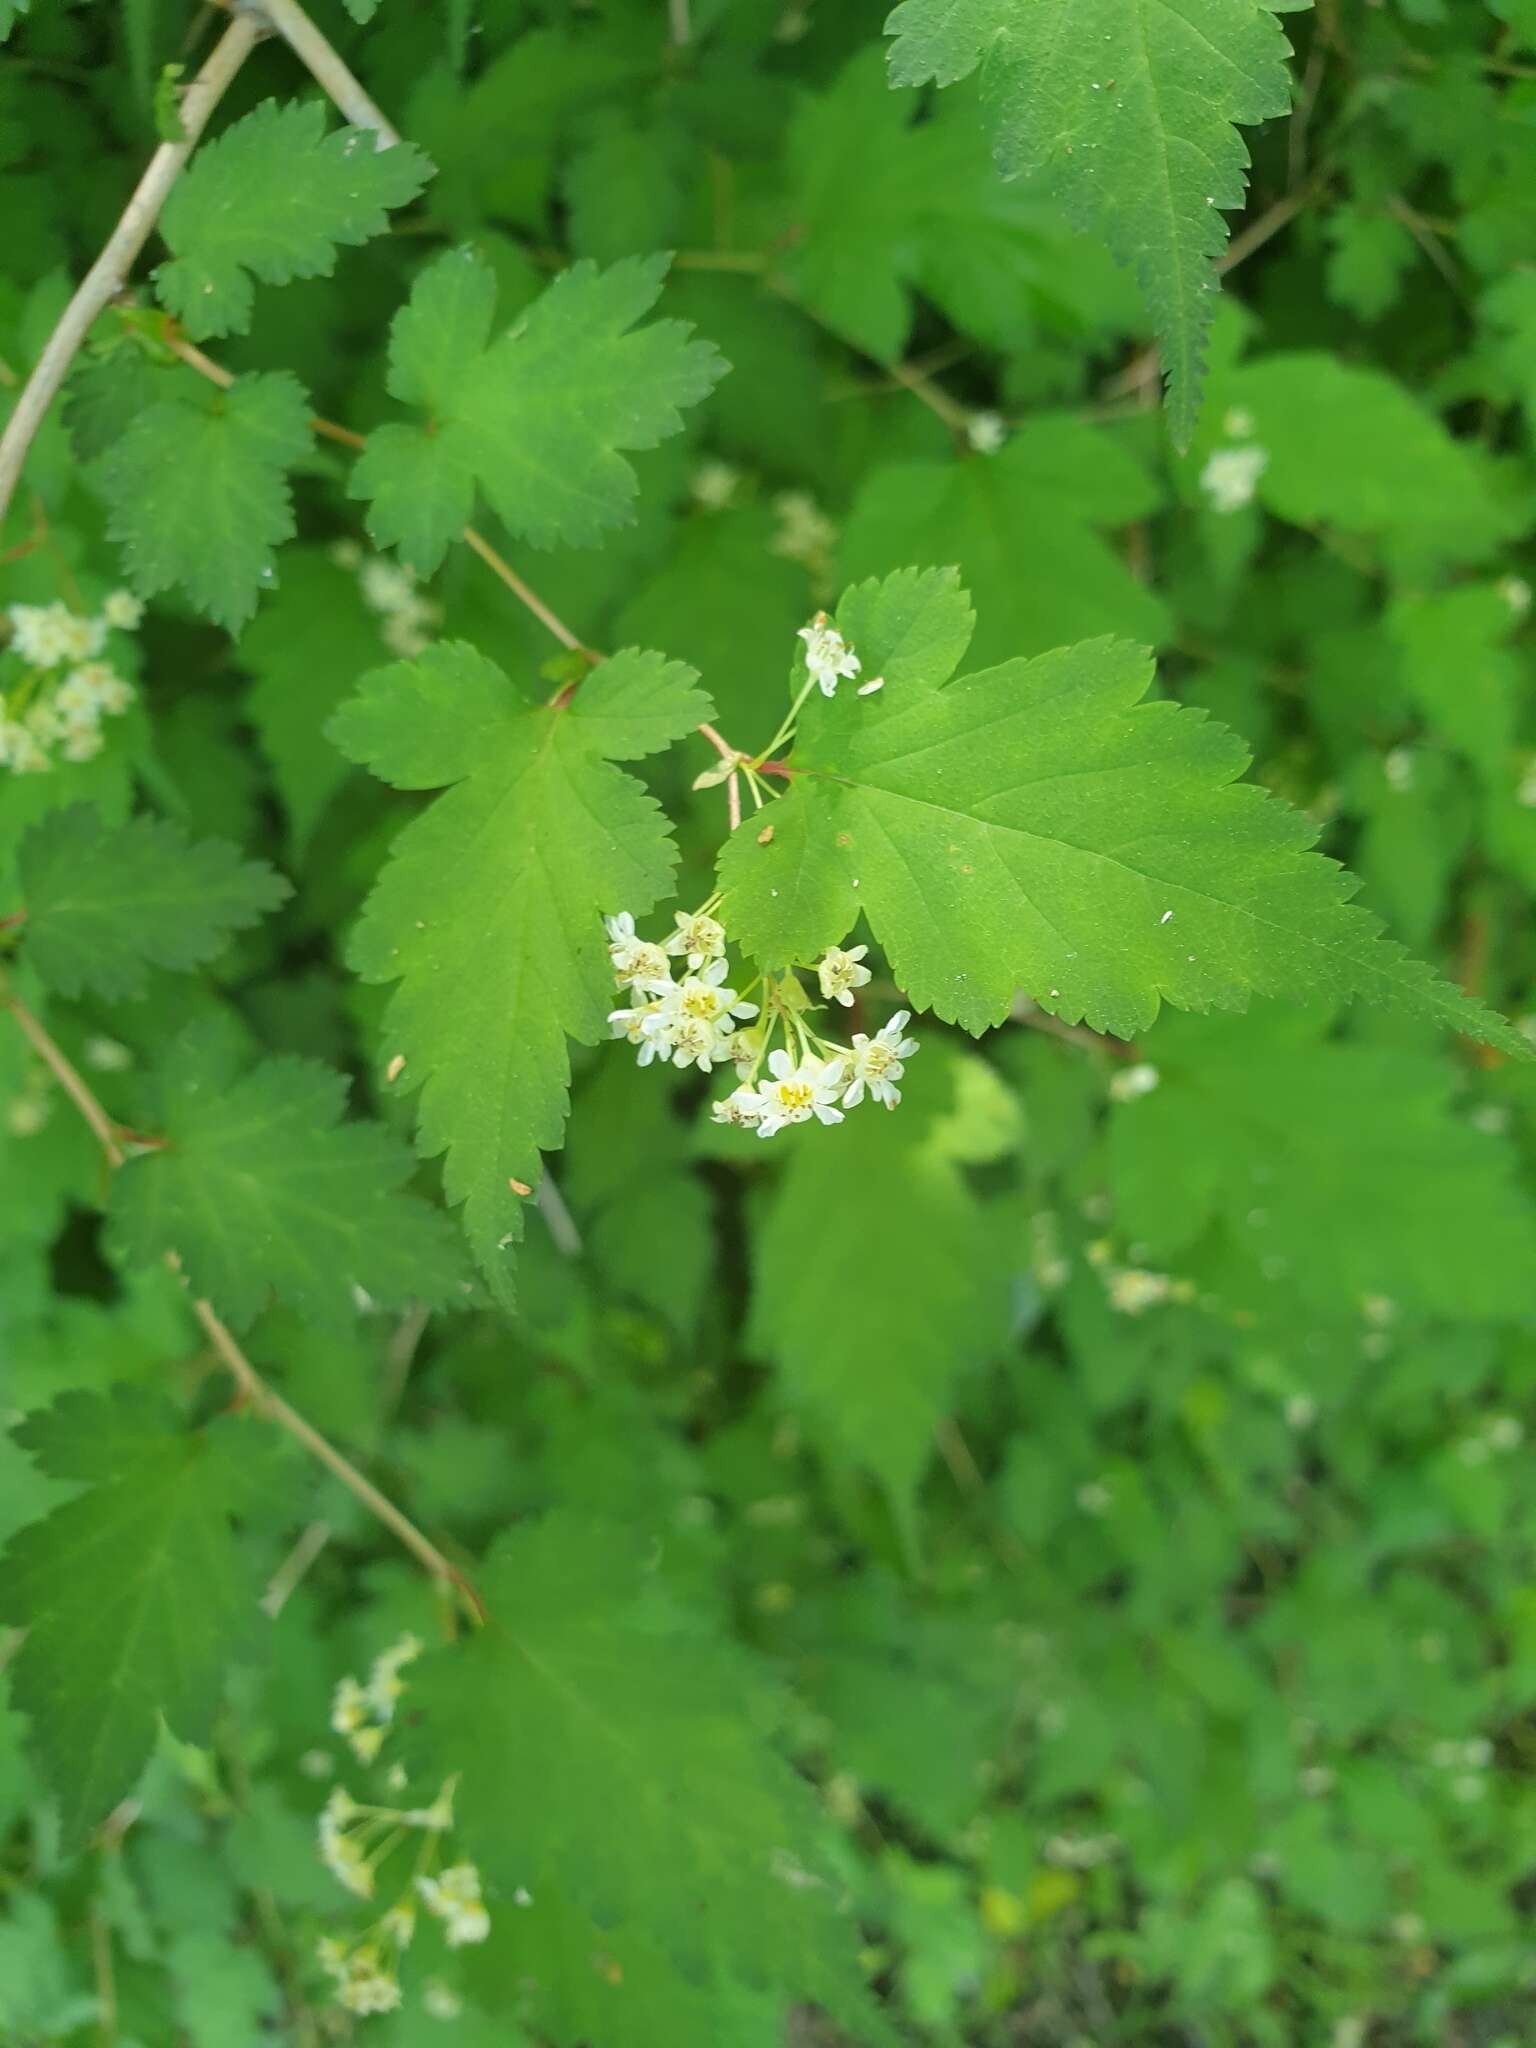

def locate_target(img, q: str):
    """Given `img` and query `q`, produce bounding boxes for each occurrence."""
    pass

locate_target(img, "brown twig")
[0,13,260,528]
[1,987,482,1616]
[1012,998,1140,1062]
[252,0,400,145]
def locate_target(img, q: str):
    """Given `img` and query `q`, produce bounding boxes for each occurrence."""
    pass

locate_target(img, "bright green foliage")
[237,547,389,848]
[751,1058,1008,1531]
[330,641,712,1295]
[106,1023,467,1328]
[1108,1015,1536,1322]
[840,416,1170,668]
[0,0,26,39]
[16,804,288,1000]
[0,1390,270,1845]
[7,5,1536,2043]
[155,101,432,340]
[350,247,727,572]
[411,1515,885,2038]
[720,569,1522,1050]
[885,0,1297,443]
[786,49,1091,363]
[98,371,313,630]
[1216,353,1516,568]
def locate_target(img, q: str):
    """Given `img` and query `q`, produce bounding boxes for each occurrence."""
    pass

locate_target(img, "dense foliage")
[2,2,1536,2043]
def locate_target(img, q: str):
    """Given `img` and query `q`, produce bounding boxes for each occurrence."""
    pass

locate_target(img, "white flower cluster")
[606,902,919,1137]
[316,1634,493,2018]
[416,1863,491,1947]
[1086,1238,1195,1316]
[1,593,139,774]
[330,1631,422,1764]
[332,540,442,658]
[770,490,836,596]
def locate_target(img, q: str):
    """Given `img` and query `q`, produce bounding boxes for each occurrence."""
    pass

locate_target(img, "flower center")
[777,1082,814,1112]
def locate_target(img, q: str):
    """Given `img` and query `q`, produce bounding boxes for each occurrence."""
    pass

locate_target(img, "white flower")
[26,698,65,744]
[330,1675,369,1737]
[7,601,102,668]
[1107,1267,1174,1315]
[771,491,836,569]
[101,589,144,631]
[318,1787,374,1899]
[333,1944,402,2015]
[1108,1062,1160,1103]
[360,558,419,616]
[722,1027,763,1077]
[665,1015,733,1072]
[53,673,102,725]
[60,723,104,763]
[664,909,727,969]
[1383,747,1415,793]
[366,1633,422,1720]
[7,1092,51,1137]
[382,608,435,659]
[423,1980,464,2020]
[967,410,1008,454]
[649,957,758,1037]
[690,458,739,510]
[1500,575,1531,617]
[330,1674,385,1763]
[416,1864,491,1947]
[1200,444,1269,515]
[840,1011,918,1109]
[0,719,52,773]
[711,1085,764,1128]
[797,615,861,697]
[815,944,871,1008]
[65,661,132,716]
[746,1049,845,1137]
[604,911,673,993]
[610,998,674,1067]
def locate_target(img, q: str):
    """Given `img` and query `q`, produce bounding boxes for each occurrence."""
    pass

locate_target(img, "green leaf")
[330,641,713,1296]
[99,371,314,631]
[106,1023,468,1329]
[0,1390,269,1846]
[751,1057,1009,1529]
[350,246,727,573]
[0,0,29,42]
[884,0,1298,443]
[17,804,289,1001]
[840,416,1170,669]
[786,48,1097,363]
[718,570,1526,1054]
[237,546,391,849]
[155,100,432,341]
[1218,354,1518,570]
[410,1515,887,2039]
[1109,1015,1536,1321]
